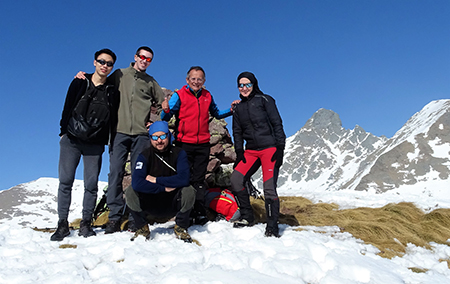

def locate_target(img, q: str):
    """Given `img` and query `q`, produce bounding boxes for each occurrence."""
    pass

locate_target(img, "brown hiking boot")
[174,225,192,243]
[130,224,150,241]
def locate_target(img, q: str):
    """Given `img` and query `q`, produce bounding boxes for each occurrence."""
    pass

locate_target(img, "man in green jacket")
[106,46,165,233]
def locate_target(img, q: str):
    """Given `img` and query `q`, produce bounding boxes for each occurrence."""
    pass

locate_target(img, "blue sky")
[1,0,449,190]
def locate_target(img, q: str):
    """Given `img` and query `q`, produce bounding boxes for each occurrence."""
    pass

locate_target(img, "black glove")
[234,150,246,168]
[271,146,284,168]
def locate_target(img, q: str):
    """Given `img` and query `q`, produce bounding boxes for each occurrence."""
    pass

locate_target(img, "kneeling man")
[125,121,196,242]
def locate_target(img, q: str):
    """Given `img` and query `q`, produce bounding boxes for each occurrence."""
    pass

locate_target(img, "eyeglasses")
[138,54,153,62]
[188,77,204,83]
[151,133,167,141]
[96,59,114,67]
[238,83,253,88]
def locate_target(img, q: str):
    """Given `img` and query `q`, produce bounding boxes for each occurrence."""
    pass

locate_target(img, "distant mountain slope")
[253,99,450,194]
[355,100,450,192]
[0,178,107,227]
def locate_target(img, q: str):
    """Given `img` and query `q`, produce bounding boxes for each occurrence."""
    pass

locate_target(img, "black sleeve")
[264,95,286,148]
[232,107,244,152]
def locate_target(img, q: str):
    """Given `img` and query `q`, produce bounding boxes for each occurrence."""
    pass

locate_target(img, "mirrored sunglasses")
[138,54,153,62]
[151,133,167,141]
[238,83,253,88]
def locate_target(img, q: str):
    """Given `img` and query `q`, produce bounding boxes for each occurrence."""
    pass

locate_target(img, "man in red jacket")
[161,66,238,224]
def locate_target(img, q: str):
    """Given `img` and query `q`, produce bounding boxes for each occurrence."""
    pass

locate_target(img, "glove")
[271,146,284,168]
[234,150,246,168]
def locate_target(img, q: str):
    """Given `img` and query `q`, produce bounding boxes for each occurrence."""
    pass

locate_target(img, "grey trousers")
[107,133,150,221]
[57,135,104,221]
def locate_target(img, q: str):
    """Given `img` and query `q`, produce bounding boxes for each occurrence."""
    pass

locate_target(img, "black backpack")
[67,80,111,141]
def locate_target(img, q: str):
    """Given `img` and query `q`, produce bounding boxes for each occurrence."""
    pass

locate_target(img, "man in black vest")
[125,121,196,242]
[51,48,117,241]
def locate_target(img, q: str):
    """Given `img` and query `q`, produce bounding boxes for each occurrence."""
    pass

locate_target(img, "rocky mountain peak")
[255,99,450,195]
[305,108,342,130]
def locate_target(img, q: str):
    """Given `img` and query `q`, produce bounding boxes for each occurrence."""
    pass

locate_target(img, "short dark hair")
[95,48,117,63]
[187,66,206,78]
[136,46,154,57]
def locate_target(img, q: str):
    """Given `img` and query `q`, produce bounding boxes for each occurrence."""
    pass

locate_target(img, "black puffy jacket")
[232,92,286,152]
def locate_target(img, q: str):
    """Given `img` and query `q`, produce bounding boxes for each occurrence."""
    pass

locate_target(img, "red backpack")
[205,188,241,221]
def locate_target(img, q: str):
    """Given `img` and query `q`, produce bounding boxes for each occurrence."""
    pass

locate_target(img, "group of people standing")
[51,46,286,242]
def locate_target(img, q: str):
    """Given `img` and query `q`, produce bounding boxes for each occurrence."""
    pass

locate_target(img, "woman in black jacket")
[231,71,286,237]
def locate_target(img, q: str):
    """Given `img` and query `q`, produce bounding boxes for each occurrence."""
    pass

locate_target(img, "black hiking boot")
[264,227,281,238]
[50,219,70,241]
[264,198,280,238]
[78,219,96,238]
[105,220,121,234]
[174,225,193,243]
[191,187,209,226]
[233,190,255,228]
[233,218,255,228]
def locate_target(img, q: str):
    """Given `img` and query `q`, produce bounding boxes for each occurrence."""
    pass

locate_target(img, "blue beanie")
[148,121,175,144]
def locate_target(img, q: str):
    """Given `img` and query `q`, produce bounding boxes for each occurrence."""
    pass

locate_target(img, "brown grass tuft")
[59,244,77,249]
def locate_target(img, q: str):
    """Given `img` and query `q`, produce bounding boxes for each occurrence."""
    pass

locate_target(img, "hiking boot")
[50,219,70,241]
[78,219,96,238]
[127,220,137,232]
[233,218,255,228]
[130,224,151,241]
[190,200,209,226]
[234,190,255,225]
[193,215,209,226]
[264,226,281,238]
[264,198,280,238]
[174,225,192,243]
[104,220,121,234]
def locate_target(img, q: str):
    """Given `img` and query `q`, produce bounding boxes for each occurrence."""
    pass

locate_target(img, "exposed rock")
[207,158,221,173]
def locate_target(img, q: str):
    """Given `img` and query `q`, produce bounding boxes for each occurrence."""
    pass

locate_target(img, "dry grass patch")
[251,196,450,259]
[59,244,77,249]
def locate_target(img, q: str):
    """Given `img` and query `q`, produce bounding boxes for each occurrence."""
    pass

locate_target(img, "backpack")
[67,80,111,141]
[205,188,241,221]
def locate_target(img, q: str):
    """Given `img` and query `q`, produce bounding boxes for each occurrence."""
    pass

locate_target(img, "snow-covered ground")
[0,178,449,284]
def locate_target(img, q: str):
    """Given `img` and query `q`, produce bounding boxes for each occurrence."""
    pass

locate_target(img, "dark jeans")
[57,134,104,220]
[125,185,196,229]
[107,133,150,221]
[178,142,210,201]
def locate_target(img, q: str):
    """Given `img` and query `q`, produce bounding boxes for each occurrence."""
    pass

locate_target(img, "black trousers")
[177,142,210,201]
[125,185,196,229]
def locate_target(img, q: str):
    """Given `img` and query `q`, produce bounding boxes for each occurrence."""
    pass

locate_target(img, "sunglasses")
[138,54,153,62]
[151,133,167,141]
[238,83,253,88]
[96,59,114,67]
